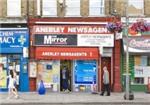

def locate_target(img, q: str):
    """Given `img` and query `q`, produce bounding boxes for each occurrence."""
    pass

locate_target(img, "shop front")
[33,47,99,92]
[123,36,150,91]
[29,18,119,92]
[0,28,29,92]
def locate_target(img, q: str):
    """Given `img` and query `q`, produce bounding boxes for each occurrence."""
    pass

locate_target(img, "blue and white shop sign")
[0,29,29,48]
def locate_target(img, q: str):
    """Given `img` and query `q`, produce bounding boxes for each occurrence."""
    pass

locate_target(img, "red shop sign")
[35,47,99,60]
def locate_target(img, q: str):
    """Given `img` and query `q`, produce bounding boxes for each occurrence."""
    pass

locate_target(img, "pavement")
[1,92,150,105]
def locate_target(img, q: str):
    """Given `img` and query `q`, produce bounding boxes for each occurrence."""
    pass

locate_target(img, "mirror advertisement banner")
[34,34,77,46]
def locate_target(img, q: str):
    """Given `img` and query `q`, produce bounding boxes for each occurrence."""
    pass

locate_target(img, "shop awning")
[35,47,99,60]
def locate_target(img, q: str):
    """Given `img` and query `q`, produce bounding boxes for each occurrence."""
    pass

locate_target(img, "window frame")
[89,0,105,17]
[7,0,21,17]
[42,0,57,17]
[65,0,81,17]
[128,0,144,16]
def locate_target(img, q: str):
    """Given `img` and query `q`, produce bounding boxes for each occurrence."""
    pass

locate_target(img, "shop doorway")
[100,57,111,91]
[60,60,72,92]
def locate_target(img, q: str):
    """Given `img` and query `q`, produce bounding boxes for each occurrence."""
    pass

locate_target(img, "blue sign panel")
[0,29,29,48]
[74,60,97,84]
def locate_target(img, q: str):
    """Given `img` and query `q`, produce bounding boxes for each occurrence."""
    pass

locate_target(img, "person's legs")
[106,84,110,96]
[7,88,11,99]
[100,84,106,96]
[12,88,19,98]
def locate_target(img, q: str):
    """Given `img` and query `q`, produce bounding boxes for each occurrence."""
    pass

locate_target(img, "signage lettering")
[35,27,65,33]
[130,39,150,48]
[0,30,28,48]
[68,27,108,33]
[42,52,87,57]
[44,35,67,44]
[0,37,15,44]
[33,26,109,34]
[0,31,13,36]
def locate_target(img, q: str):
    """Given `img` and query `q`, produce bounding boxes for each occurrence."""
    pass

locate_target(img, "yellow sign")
[0,70,7,88]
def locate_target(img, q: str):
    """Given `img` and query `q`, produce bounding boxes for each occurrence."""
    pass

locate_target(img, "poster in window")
[0,64,7,88]
[29,62,37,78]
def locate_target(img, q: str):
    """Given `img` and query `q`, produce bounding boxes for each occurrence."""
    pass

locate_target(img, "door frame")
[60,60,72,91]
[99,57,112,91]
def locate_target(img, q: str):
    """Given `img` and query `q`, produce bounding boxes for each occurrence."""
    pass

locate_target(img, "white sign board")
[134,66,150,77]
[78,34,114,47]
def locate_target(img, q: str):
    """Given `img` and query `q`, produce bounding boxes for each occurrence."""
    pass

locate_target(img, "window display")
[37,60,60,92]
[134,56,150,85]
[74,60,97,92]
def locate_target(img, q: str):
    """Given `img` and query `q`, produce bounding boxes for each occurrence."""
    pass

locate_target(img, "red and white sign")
[35,47,99,60]
[32,25,110,34]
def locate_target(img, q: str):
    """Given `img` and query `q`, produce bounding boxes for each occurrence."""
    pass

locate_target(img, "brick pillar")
[113,39,122,92]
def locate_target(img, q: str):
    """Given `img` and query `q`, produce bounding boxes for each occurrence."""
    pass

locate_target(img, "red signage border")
[35,47,99,60]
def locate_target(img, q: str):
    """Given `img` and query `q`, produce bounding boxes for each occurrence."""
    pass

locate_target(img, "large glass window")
[7,0,21,17]
[89,0,104,16]
[65,0,80,17]
[128,0,144,16]
[42,0,57,17]
[73,60,97,92]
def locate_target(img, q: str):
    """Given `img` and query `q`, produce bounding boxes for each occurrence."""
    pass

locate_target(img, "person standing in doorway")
[100,66,110,96]
[61,66,69,92]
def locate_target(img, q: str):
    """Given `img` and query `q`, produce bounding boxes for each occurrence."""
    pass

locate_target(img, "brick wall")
[1,0,150,18]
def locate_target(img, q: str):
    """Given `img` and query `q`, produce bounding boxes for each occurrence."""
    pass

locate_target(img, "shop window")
[65,0,80,17]
[89,0,105,16]
[141,56,147,66]
[7,0,21,17]
[42,0,57,17]
[128,0,144,16]
[134,77,144,84]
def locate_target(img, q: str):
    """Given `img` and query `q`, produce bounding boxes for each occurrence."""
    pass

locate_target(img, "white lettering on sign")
[44,35,67,44]
[34,26,108,34]
[0,37,15,44]
[42,52,87,57]
[60,52,87,56]
[0,31,13,36]
[68,27,108,33]
[130,39,150,48]
[35,27,65,33]
[42,52,60,56]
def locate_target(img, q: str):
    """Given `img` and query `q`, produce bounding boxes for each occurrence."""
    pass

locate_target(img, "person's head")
[103,66,107,72]
[63,66,67,69]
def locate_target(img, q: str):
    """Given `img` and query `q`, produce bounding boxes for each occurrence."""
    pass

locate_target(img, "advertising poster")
[0,64,7,88]
[37,60,60,91]
[29,62,37,78]
[74,60,97,84]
